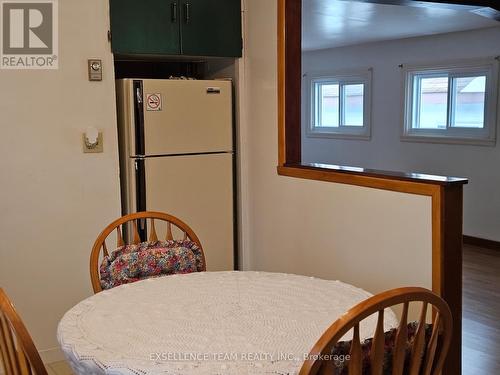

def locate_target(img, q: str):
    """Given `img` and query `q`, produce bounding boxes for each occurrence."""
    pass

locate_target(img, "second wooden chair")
[90,211,205,293]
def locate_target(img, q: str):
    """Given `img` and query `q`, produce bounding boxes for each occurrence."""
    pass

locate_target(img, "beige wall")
[0,0,121,362]
[240,0,433,295]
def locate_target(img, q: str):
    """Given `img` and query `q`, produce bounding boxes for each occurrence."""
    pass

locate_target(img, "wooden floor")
[463,244,500,374]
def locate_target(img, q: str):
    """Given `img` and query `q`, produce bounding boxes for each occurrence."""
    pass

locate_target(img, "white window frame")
[402,58,499,146]
[306,69,372,140]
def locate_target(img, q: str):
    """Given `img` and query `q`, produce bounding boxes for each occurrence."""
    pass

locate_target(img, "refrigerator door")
[141,79,233,155]
[144,153,234,271]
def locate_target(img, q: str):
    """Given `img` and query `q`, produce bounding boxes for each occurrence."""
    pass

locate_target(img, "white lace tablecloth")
[58,271,398,375]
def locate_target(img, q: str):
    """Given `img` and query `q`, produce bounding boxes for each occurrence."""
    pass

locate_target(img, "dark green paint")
[180,0,242,57]
[110,0,242,58]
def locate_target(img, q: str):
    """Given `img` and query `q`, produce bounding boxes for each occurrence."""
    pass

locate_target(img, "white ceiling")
[302,0,500,51]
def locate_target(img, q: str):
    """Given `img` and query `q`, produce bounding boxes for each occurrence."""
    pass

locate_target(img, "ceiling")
[302,0,500,51]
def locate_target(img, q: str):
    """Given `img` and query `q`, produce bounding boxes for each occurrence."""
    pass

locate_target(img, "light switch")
[88,59,103,81]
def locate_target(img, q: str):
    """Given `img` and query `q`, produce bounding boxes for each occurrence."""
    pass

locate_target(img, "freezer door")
[142,79,233,155]
[144,153,234,271]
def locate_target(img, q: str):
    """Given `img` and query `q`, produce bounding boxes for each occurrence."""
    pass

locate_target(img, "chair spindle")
[409,302,428,375]
[1,314,19,375]
[149,219,158,242]
[0,315,14,375]
[132,220,141,245]
[116,226,125,247]
[348,324,362,375]
[102,241,109,257]
[318,358,335,375]
[166,222,173,241]
[370,310,385,375]
[392,302,409,375]
[16,344,31,375]
[422,312,441,375]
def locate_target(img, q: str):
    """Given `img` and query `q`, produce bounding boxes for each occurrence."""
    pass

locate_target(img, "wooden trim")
[277,0,301,166]
[279,163,468,186]
[432,186,464,375]
[464,235,500,250]
[277,0,285,166]
[278,165,440,196]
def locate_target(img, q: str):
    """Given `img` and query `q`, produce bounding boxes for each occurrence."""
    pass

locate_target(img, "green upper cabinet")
[110,0,181,55]
[180,0,242,57]
[109,0,242,58]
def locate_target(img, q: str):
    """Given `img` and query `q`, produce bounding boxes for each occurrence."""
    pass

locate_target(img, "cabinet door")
[180,0,242,57]
[110,0,181,55]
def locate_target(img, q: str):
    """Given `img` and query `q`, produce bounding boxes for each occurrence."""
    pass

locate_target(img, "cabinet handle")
[171,2,178,23]
[184,3,191,24]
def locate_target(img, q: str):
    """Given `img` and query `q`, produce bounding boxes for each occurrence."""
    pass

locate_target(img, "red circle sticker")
[146,93,162,111]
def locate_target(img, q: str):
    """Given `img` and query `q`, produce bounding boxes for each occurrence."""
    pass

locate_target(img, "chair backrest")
[300,287,453,375]
[90,211,205,293]
[0,289,48,375]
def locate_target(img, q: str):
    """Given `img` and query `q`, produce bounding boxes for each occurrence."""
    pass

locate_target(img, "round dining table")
[58,271,397,375]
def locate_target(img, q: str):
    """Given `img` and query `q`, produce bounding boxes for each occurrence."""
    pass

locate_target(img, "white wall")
[302,27,500,241]
[241,0,433,298]
[0,0,121,362]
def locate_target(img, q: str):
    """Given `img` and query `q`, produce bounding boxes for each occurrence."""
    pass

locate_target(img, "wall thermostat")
[88,59,103,81]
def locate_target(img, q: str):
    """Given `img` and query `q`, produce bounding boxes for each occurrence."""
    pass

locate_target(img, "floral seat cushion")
[330,322,434,374]
[100,240,204,290]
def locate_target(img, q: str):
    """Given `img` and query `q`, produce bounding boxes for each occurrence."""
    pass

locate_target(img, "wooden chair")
[0,288,48,375]
[90,211,206,294]
[300,287,453,375]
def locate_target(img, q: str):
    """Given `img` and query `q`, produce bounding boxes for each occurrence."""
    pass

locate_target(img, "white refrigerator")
[116,79,235,271]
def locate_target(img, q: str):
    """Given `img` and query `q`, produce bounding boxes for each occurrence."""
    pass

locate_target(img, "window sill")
[401,134,496,146]
[306,131,371,141]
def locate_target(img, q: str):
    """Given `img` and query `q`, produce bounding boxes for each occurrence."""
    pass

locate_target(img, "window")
[403,60,498,145]
[307,70,372,139]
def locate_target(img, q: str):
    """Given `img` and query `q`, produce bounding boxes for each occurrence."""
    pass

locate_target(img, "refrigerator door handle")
[136,87,143,104]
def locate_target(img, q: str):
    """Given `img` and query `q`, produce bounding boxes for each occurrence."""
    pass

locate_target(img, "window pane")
[343,84,364,126]
[317,83,339,127]
[415,76,448,129]
[451,76,486,128]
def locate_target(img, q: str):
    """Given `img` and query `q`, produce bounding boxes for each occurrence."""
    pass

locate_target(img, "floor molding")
[464,235,500,251]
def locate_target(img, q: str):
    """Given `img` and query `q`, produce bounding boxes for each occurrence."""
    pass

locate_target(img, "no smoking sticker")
[146,93,162,111]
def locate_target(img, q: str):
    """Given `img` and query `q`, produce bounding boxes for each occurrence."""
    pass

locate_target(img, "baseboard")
[463,235,500,251]
[39,346,66,364]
